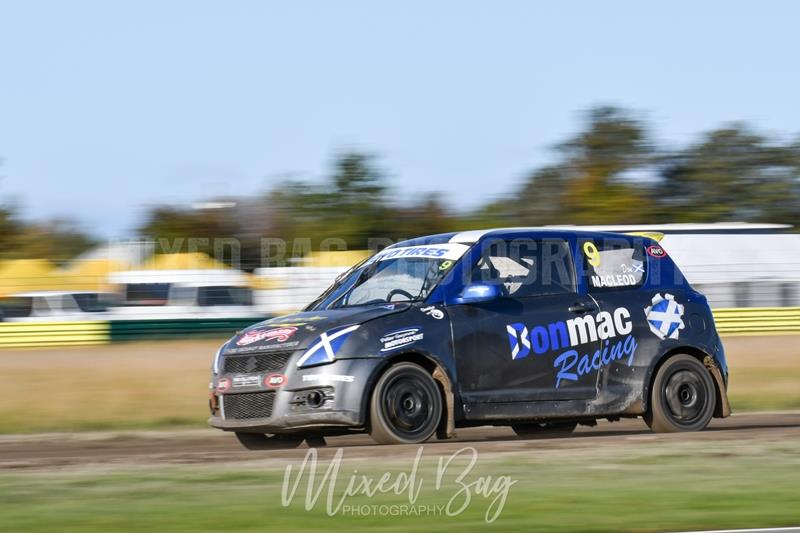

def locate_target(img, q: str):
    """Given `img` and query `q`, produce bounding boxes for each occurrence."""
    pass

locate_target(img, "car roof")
[392,227,651,247]
[448,227,637,243]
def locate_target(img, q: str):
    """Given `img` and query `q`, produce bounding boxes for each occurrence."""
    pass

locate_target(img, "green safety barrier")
[108,317,268,342]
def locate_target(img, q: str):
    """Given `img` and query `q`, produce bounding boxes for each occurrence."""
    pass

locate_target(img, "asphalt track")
[2,411,799,470]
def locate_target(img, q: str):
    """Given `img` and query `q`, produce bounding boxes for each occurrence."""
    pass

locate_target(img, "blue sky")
[0,1,798,237]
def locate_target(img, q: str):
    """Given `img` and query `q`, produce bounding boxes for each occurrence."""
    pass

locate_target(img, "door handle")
[569,302,594,314]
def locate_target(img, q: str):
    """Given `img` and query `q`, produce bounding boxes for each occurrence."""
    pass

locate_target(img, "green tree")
[557,106,655,224]
[656,125,800,223]
[279,153,393,251]
[0,158,95,261]
[479,106,656,226]
[7,219,96,262]
[138,203,242,258]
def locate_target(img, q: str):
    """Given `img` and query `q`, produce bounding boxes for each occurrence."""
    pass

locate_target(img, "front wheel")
[234,432,304,450]
[369,362,442,445]
[645,354,716,433]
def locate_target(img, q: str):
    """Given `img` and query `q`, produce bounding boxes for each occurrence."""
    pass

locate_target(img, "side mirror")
[455,283,500,304]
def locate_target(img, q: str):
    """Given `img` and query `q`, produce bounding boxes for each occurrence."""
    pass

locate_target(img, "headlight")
[296,324,360,368]
[212,344,225,374]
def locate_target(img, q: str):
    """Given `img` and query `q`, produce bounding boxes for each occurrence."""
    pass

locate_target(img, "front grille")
[223,391,275,420]
[223,350,292,374]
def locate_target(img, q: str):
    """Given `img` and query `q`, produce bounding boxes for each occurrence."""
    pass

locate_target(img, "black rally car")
[209,228,730,448]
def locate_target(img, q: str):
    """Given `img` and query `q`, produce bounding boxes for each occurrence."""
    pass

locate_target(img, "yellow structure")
[303,250,370,268]
[55,259,127,292]
[0,259,58,296]
[141,252,230,271]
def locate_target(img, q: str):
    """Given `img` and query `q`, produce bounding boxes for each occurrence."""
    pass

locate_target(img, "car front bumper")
[208,356,382,435]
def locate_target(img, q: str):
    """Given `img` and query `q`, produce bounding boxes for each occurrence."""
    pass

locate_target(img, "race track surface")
[2,411,799,470]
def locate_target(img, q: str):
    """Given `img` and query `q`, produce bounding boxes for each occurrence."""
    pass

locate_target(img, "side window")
[582,238,646,291]
[471,238,576,298]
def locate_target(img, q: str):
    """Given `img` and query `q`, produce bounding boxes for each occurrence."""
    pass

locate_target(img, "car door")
[576,236,650,396]
[449,237,599,403]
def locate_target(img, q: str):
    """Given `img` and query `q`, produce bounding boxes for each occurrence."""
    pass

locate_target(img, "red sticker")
[236,326,298,346]
[216,377,231,393]
[264,373,287,388]
[646,245,667,258]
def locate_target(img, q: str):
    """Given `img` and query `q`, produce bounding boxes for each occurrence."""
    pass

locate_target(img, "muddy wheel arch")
[361,351,457,440]
[643,346,731,418]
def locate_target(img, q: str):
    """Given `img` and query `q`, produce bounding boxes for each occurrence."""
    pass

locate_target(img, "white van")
[108,269,259,319]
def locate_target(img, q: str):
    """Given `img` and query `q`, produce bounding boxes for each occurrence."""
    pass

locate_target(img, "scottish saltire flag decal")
[644,293,685,340]
[506,322,531,360]
[296,324,360,367]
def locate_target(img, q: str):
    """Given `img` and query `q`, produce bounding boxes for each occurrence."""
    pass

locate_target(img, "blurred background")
[0,0,798,419]
[1,2,799,338]
[1,2,799,531]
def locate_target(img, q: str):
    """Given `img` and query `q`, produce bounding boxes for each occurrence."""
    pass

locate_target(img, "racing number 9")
[583,242,601,267]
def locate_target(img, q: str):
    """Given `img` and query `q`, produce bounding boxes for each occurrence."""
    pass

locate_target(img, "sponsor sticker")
[216,377,231,393]
[236,326,298,346]
[224,341,300,355]
[302,374,355,383]
[264,373,288,388]
[366,243,470,265]
[380,328,424,352]
[646,245,667,258]
[232,375,261,388]
[420,305,444,320]
[507,307,638,388]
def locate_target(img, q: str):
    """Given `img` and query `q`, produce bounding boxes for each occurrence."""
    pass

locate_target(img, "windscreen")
[307,243,469,310]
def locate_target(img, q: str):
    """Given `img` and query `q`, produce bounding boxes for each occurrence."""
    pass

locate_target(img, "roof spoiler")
[625,231,664,242]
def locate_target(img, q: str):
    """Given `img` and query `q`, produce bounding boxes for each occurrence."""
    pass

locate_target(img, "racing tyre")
[234,432,304,450]
[511,421,577,438]
[369,362,442,445]
[645,354,716,433]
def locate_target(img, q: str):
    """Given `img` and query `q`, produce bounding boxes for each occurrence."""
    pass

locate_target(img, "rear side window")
[471,238,576,298]
[581,238,646,291]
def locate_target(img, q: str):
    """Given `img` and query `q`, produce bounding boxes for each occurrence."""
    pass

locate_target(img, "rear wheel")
[645,354,716,433]
[234,432,304,450]
[369,362,442,445]
[512,421,577,438]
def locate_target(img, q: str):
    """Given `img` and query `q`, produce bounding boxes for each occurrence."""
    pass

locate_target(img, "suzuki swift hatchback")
[209,228,730,449]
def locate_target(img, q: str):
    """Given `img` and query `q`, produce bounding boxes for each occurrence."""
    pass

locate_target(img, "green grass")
[2,439,799,532]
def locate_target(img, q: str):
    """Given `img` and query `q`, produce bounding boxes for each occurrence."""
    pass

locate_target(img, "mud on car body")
[208,228,730,449]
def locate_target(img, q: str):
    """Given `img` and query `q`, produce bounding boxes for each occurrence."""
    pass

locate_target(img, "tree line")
[3,106,800,266]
